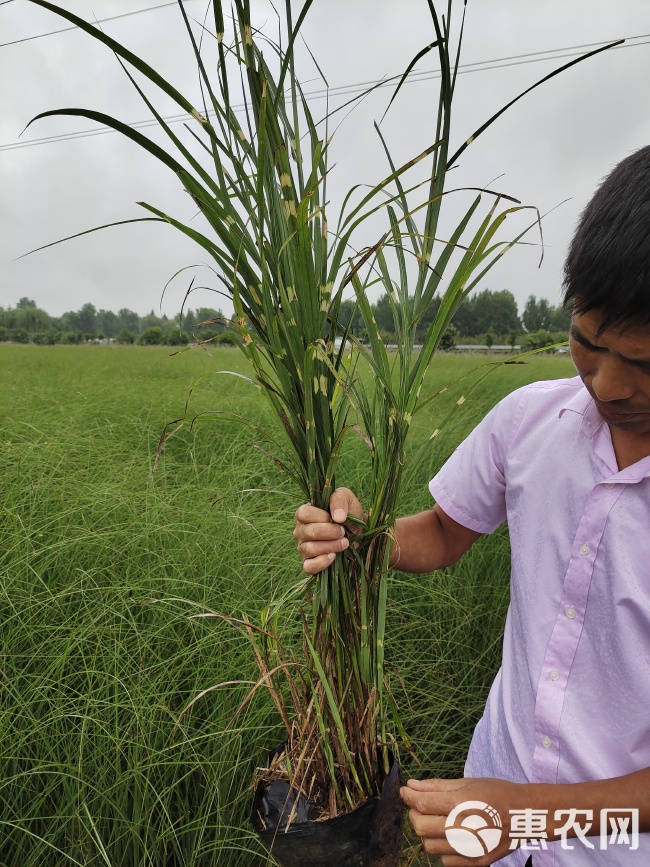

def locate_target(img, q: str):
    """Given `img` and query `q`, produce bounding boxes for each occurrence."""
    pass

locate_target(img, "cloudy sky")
[1,0,649,320]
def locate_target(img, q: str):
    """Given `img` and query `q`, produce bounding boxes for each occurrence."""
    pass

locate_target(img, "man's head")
[564,147,650,434]
[563,144,650,337]
[569,310,650,433]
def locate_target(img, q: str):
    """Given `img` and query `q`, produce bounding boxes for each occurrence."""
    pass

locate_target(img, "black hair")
[562,144,650,335]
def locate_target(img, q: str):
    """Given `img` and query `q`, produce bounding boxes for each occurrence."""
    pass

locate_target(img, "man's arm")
[391,505,483,572]
[401,769,650,866]
[294,487,483,575]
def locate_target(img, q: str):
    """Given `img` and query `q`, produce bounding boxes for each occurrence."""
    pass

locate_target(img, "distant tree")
[117,308,140,334]
[372,293,395,338]
[439,324,458,351]
[60,331,83,344]
[549,304,571,331]
[139,326,164,346]
[181,308,198,330]
[11,328,29,343]
[484,329,496,350]
[551,331,569,343]
[64,303,97,335]
[97,309,119,338]
[166,329,189,346]
[16,297,37,309]
[76,303,98,334]
[193,328,216,343]
[32,332,58,345]
[140,310,171,332]
[0,326,10,342]
[523,328,554,351]
[451,289,520,337]
[337,299,364,336]
[191,309,225,341]
[14,304,52,334]
[115,328,136,344]
[450,298,476,337]
[522,295,556,332]
[194,307,223,327]
[522,296,540,331]
[471,289,521,336]
[415,296,442,342]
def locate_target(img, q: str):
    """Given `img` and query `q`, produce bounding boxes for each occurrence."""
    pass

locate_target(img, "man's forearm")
[389,506,482,573]
[389,510,450,573]
[529,767,650,840]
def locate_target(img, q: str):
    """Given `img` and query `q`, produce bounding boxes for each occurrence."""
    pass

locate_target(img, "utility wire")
[0,0,197,48]
[0,34,647,153]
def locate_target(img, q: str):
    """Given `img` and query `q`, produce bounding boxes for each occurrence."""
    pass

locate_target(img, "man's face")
[570,310,650,436]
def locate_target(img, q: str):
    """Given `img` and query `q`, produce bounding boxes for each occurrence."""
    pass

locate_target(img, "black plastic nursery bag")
[251,757,404,867]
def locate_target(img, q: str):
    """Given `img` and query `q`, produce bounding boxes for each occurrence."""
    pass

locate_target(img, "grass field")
[1,344,576,866]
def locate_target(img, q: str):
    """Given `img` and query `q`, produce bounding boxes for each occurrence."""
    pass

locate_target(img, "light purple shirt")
[429,377,650,866]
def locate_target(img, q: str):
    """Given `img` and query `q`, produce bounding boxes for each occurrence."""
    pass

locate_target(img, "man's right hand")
[293,487,366,575]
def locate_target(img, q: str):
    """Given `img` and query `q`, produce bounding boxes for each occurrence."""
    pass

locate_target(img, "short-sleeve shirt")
[429,376,650,867]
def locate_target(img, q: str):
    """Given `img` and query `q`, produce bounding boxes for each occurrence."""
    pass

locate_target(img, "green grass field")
[1,344,576,866]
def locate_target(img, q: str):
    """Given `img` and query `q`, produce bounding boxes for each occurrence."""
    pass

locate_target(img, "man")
[294,146,650,865]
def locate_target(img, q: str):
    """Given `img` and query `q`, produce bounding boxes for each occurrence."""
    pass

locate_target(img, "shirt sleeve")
[429,386,527,534]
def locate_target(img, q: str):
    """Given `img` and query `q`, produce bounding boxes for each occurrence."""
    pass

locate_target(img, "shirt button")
[605,483,615,489]
[579,544,590,555]
[549,669,560,681]
[541,736,552,749]
[566,605,577,619]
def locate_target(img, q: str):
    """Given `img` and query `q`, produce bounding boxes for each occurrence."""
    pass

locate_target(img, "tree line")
[0,298,230,346]
[340,289,569,347]
[0,290,570,348]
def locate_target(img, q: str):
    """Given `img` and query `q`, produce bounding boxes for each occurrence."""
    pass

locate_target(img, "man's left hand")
[400,776,533,866]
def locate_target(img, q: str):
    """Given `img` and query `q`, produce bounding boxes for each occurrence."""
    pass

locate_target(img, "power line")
[0,35,647,153]
[0,0,197,48]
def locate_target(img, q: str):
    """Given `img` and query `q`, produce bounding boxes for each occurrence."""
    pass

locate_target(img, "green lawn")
[0,344,576,866]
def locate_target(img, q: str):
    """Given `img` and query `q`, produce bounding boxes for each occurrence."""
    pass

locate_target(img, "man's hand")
[293,487,365,575]
[401,777,534,866]
[294,492,482,575]
[401,768,650,865]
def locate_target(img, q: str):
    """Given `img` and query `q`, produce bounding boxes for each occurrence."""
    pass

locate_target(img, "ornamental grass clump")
[25,0,619,838]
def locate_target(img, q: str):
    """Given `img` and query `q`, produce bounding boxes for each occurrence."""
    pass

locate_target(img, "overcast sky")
[1,0,649,320]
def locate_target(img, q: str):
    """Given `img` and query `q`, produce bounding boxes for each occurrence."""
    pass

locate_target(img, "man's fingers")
[328,488,353,524]
[402,790,446,815]
[401,785,447,809]
[295,489,365,531]
[405,777,464,792]
[295,521,347,545]
[407,810,447,839]
[295,504,331,525]
[400,784,456,817]
[329,487,365,525]
[294,488,364,576]
[299,537,349,559]
[302,552,337,574]
[406,812,465,862]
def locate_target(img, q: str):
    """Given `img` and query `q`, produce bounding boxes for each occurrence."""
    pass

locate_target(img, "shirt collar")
[559,377,650,481]
[558,378,602,440]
